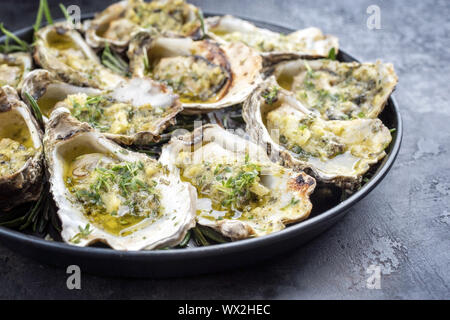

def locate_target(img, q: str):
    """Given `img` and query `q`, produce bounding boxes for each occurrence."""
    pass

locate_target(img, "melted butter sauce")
[0,111,34,176]
[63,147,154,236]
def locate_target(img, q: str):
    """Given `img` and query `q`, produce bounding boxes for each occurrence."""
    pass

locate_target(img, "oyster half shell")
[34,22,124,90]
[206,15,338,65]
[160,124,315,240]
[55,77,182,145]
[272,59,398,120]
[22,69,182,145]
[44,108,196,250]
[128,32,262,114]
[0,86,43,211]
[21,69,101,121]
[0,52,32,91]
[85,0,205,51]
[243,78,392,191]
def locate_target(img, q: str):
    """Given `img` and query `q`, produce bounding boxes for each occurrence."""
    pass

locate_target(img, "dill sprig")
[70,224,93,244]
[101,43,130,77]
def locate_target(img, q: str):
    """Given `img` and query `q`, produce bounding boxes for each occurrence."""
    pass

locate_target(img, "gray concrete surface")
[0,0,449,299]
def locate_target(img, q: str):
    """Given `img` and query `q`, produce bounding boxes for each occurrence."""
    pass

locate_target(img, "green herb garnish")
[70,224,93,244]
[101,43,130,76]
[262,86,279,105]
[23,92,44,128]
[0,24,30,53]
[328,47,336,60]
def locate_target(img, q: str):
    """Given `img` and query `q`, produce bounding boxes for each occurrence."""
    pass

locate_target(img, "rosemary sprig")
[34,0,53,32]
[0,23,30,53]
[23,92,45,128]
[0,183,51,234]
[197,225,229,243]
[59,3,71,22]
[177,230,192,248]
[197,9,206,39]
[101,43,130,77]
[328,47,336,60]
[192,227,209,246]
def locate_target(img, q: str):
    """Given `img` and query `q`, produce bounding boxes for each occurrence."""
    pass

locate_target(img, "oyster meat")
[206,15,338,64]
[44,108,196,250]
[85,0,204,51]
[0,86,43,211]
[160,124,315,240]
[21,70,182,145]
[128,32,262,114]
[0,52,32,90]
[21,69,101,121]
[243,78,392,190]
[273,59,398,120]
[34,22,124,89]
[55,77,182,145]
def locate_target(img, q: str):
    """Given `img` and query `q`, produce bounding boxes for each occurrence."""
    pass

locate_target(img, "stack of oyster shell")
[0,0,397,250]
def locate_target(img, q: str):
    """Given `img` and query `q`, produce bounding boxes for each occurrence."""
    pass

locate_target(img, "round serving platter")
[0,14,402,278]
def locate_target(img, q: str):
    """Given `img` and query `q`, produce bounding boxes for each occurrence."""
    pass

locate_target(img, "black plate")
[0,14,402,278]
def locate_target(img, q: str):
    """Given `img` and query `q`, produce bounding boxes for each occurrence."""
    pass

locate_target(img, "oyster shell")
[272,59,398,120]
[243,78,392,190]
[21,69,101,121]
[206,15,338,65]
[21,70,182,145]
[44,108,196,250]
[160,124,315,240]
[55,77,182,145]
[34,22,124,90]
[0,52,32,90]
[85,0,205,51]
[128,32,262,114]
[0,86,43,211]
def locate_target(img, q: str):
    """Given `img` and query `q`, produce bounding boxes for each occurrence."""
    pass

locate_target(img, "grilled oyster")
[54,77,182,145]
[0,86,43,211]
[206,15,338,65]
[272,59,398,120]
[34,22,124,90]
[243,78,392,190]
[44,108,196,250]
[21,69,101,121]
[160,124,315,240]
[85,0,204,51]
[128,32,262,114]
[0,52,32,90]
[21,70,182,144]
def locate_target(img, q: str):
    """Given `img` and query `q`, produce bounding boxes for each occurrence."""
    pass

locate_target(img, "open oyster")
[21,69,101,121]
[21,69,182,145]
[160,124,315,240]
[34,22,124,90]
[85,0,205,51]
[55,77,182,145]
[272,59,398,120]
[0,86,43,211]
[206,15,338,65]
[0,52,32,90]
[44,108,196,250]
[128,32,262,114]
[243,78,392,190]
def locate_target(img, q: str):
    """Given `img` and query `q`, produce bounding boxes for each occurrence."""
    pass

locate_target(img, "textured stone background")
[0,0,449,299]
